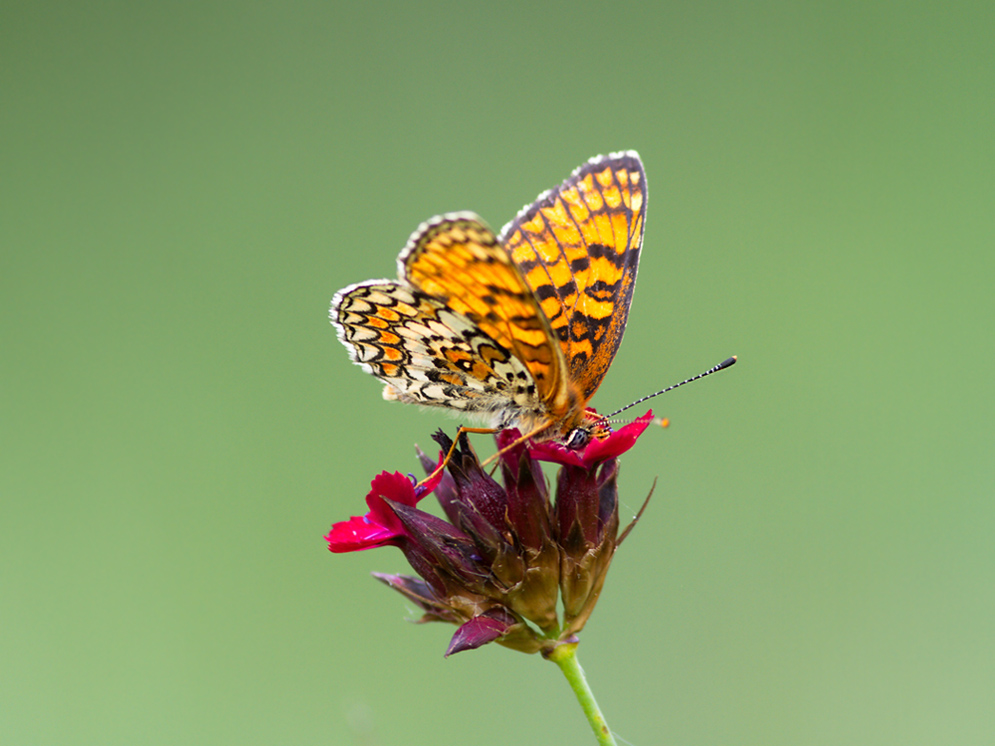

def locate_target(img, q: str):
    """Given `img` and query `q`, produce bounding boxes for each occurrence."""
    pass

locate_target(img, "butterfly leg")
[417,426,500,487]
[479,421,555,469]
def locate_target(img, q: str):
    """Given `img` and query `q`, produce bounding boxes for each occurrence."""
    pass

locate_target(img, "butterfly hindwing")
[331,280,541,421]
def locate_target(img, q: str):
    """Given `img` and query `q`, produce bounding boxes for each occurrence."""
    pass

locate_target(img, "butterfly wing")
[499,151,647,402]
[399,213,576,419]
[331,280,541,422]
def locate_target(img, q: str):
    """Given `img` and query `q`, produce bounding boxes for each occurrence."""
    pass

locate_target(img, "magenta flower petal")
[529,410,655,468]
[326,459,444,554]
[325,512,400,553]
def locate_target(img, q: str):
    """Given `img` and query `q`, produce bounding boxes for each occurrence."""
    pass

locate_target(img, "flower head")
[526,410,656,468]
[325,418,654,656]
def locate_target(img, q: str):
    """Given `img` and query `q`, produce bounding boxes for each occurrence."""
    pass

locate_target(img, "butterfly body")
[331,152,646,447]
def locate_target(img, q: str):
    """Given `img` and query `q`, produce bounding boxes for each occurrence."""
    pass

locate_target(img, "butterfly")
[330,151,646,450]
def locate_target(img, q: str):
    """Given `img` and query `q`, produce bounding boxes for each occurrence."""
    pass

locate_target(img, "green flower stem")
[547,642,617,746]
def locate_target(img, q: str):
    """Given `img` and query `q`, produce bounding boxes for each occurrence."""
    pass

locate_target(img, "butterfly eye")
[564,427,590,450]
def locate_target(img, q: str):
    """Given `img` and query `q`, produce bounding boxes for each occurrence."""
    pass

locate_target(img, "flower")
[325,468,444,553]
[325,415,655,656]
[526,410,656,468]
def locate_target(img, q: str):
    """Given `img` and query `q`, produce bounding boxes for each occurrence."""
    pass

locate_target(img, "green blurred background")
[3,1,993,744]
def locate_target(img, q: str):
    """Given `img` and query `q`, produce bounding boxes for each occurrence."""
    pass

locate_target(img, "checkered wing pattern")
[331,280,541,423]
[499,152,646,401]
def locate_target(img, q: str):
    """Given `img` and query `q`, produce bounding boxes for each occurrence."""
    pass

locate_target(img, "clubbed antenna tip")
[606,355,738,419]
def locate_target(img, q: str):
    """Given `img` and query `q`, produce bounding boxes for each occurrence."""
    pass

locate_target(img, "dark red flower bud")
[557,459,622,635]
[445,608,542,656]
[431,431,512,553]
[497,429,552,552]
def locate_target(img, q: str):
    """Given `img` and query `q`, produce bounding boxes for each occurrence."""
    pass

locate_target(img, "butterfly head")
[560,408,614,450]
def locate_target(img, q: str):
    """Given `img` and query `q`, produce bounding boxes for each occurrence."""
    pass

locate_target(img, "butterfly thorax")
[509,390,612,450]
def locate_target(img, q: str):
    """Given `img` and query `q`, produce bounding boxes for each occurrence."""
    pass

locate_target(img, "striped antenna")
[604,356,738,419]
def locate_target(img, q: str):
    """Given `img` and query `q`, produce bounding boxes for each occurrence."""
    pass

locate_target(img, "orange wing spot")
[378,307,401,322]
[563,189,593,222]
[469,361,493,380]
[439,372,464,386]
[367,316,389,329]
[559,184,580,203]
[576,213,602,245]
[382,345,404,361]
[510,326,554,348]
[571,267,591,292]
[523,214,546,234]
[540,200,571,231]
[547,259,573,288]
[559,296,579,316]
[526,265,551,289]
[602,183,622,209]
[565,194,592,225]
[510,239,538,265]
[380,363,400,376]
[595,166,614,187]
[571,337,594,360]
[552,221,582,248]
[396,301,418,317]
[540,295,562,319]
[581,184,604,212]
[589,256,623,285]
[592,213,614,245]
[473,266,520,293]
[610,211,630,245]
[577,296,614,320]
[528,343,556,364]
[379,330,402,345]
[562,241,588,260]
[618,185,632,211]
[478,344,505,366]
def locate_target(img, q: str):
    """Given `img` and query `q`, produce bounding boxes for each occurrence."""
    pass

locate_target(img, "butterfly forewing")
[499,152,646,401]
[401,213,573,416]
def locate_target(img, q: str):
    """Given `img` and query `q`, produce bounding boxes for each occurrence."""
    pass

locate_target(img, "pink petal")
[325,513,398,553]
[326,459,444,554]
[530,410,654,468]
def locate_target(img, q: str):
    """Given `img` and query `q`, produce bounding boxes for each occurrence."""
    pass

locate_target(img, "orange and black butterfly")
[331,152,646,449]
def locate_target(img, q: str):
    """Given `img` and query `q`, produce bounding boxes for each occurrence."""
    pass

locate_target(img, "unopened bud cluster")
[326,414,653,656]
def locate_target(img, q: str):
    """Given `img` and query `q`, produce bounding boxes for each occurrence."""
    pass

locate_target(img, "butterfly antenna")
[601,415,671,429]
[604,356,738,420]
